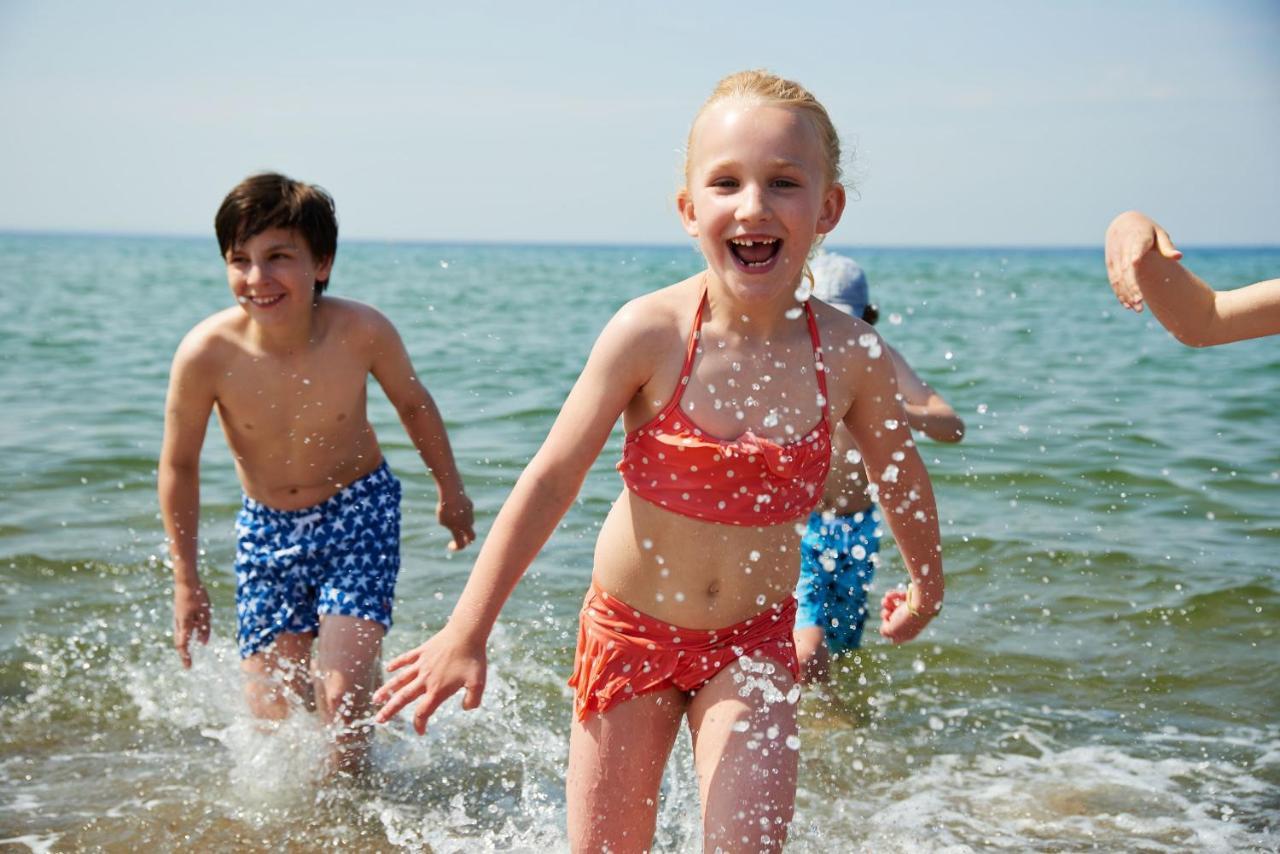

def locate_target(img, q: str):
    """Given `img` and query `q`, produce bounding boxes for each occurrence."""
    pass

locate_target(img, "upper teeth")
[731,238,777,246]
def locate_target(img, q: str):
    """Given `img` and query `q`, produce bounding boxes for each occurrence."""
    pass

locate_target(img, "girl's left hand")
[878,588,933,644]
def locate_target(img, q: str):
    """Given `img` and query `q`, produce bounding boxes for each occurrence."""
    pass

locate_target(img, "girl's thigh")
[566,688,686,854]
[687,656,800,853]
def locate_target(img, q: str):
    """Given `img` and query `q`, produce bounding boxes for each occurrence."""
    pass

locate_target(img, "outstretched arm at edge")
[1105,210,1280,347]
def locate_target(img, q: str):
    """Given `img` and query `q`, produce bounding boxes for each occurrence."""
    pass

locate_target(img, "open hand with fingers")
[1104,210,1183,313]
[373,624,487,733]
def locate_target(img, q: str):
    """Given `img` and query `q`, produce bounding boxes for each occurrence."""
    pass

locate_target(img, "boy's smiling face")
[225,227,333,323]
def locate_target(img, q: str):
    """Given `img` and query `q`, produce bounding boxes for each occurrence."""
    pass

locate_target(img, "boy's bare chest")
[213,348,371,434]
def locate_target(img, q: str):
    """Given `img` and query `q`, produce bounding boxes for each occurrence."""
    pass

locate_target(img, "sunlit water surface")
[1,235,1276,851]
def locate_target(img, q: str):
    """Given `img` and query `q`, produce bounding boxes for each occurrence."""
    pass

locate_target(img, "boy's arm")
[1105,210,1280,346]
[368,313,474,550]
[158,336,217,668]
[373,306,660,733]
[886,344,965,443]
[841,334,943,644]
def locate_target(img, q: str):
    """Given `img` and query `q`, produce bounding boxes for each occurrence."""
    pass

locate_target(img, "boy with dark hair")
[160,172,474,772]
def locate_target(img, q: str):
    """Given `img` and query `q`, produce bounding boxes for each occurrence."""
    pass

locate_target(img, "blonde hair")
[683,69,844,188]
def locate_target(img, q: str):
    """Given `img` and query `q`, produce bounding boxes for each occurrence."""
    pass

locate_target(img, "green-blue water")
[1,234,1277,852]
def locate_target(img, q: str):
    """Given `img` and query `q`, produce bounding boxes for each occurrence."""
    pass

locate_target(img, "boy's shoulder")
[173,306,250,365]
[317,296,396,332]
[315,297,403,355]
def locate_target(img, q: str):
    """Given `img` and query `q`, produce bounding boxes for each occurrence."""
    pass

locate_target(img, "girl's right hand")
[373,624,488,734]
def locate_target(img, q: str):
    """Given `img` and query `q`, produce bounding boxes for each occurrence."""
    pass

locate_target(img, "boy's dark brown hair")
[215,172,338,296]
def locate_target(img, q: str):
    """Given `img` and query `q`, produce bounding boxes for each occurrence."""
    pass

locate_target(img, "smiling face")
[225,227,333,324]
[678,99,845,303]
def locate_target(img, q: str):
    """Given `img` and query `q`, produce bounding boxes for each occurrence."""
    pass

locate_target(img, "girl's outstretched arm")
[373,304,662,734]
[1105,210,1280,346]
[840,332,944,644]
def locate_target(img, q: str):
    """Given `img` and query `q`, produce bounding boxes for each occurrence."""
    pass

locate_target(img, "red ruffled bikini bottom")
[568,580,799,721]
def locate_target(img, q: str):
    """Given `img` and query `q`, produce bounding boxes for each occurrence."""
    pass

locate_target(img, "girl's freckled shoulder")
[592,280,701,387]
[811,305,871,362]
[813,305,894,406]
[606,283,694,348]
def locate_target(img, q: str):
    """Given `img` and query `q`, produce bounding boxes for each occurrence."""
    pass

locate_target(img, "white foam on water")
[362,624,703,850]
[360,660,574,848]
[788,723,1280,853]
[125,635,329,814]
[18,615,1277,851]
[0,834,63,854]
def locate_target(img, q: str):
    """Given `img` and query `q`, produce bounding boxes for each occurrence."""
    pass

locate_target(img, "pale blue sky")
[1,1,1277,246]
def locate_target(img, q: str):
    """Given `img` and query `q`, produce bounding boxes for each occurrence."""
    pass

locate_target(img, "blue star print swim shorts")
[793,508,880,654]
[234,460,402,658]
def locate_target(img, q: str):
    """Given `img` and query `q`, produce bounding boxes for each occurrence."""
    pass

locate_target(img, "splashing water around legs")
[238,615,386,777]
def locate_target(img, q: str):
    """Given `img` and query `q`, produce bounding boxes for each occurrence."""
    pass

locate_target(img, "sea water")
[1,234,1276,851]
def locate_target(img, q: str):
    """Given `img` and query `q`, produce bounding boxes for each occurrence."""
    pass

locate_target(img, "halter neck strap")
[673,282,830,422]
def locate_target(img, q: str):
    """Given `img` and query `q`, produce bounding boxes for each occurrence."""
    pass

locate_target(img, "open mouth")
[728,237,782,269]
[242,293,285,308]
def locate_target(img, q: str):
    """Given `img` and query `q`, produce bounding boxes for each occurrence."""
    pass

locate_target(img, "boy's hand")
[438,494,476,551]
[373,624,487,734]
[1105,210,1183,313]
[173,581,211,668]
[878,588,934,644]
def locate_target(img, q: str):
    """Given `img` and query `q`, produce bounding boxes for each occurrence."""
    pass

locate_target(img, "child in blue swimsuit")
[794,252,966,683]
[160,172,475,774]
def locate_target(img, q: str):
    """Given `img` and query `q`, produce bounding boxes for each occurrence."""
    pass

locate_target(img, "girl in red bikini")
[374,69,944,851]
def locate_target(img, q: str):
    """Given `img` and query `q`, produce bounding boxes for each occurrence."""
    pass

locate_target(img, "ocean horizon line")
[2,228,1278,254]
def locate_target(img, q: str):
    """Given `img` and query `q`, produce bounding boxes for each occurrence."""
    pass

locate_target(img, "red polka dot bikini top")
[618,286,832,526]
